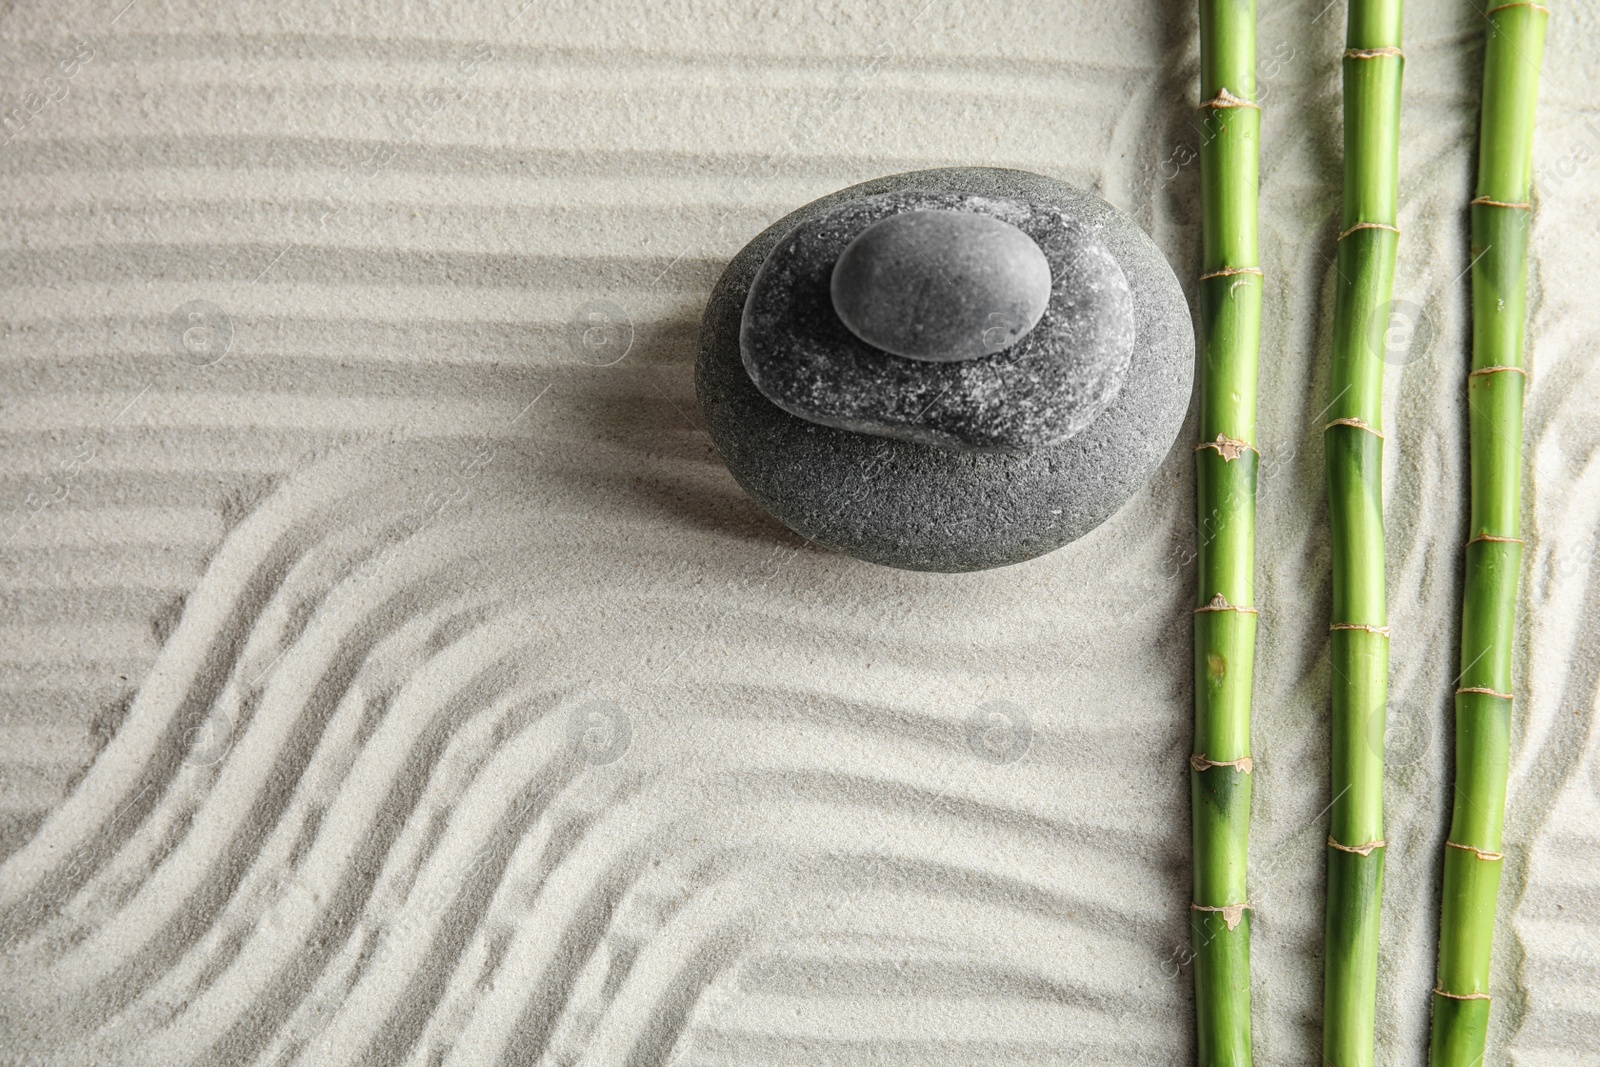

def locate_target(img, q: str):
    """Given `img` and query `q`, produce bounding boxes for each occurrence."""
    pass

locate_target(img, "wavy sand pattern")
[1,438,1208,1065]
[2,1,1598,1064]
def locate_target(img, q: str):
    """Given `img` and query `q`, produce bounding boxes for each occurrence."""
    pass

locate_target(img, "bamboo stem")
[1322,2,1402,1064]
[1192,1,1260,1063]
[1430,4,1547,1064]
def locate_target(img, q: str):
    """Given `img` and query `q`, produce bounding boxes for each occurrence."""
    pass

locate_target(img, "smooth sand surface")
[1,1,1597,1064]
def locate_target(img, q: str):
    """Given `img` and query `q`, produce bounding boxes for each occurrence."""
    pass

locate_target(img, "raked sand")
[1,1,1598,1064]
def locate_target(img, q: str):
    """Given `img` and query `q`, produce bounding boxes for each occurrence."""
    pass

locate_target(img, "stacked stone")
[697,168,1193,572]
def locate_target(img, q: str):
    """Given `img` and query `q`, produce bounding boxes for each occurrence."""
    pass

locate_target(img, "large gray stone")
[830,209,1053,362]
[742,191,1135,452]
[696,167,1194,573]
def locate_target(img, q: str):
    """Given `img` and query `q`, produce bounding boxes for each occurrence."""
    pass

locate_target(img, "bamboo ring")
[1201,88,1260,110]
[1470,196,1532,210]
[1327,836,1385,856]
[1433,986,1492,1001]
[1337,221,1400,239]
[1455,686,1513,699]
[1465,534,1523,546]
[1485,1,1550,15]
[1194,594,1258,614]
[1191,753,1254,773]
[1467,365,1526,378]
[1198,266,1263,281]
[1190,902,1250,930]
[1323,418,1384,439]
[1329,623,1390,636]
[1344,47,1405,59]
[1194,433,1257,461]
[1445,840,1504,861]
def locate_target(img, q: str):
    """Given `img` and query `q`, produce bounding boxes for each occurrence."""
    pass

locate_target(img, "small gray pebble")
[697,167,1194,572]
[831,209,1053,362]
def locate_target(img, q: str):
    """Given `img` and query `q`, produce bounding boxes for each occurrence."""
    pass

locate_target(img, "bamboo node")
[1466,534,1524,546]
[1467,364,1527,379]
[1198,266,1263,281]
[1191,753,1254,774]
[1344,47,1406,59]
[1337,221,1401,240]
[1194,594,1258,615]
[1327,836,1385,857]
[1433,985,1493,1001]
[1470,196,1532,210]
[1446,840,1505,861]
[1201,87,1260,111]
[1190,902,1249,930]
[1195,433,1257,462]
[1456,686,1513,700]
[1485,1,1550,15]
[1323,418,1385,440]
[1329,623,1390,637]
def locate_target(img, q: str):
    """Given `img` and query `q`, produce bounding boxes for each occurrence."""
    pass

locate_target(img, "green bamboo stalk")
[1322,2,1403,1064]
[1191,2,1260,1063]
[1430,4,1547,1064]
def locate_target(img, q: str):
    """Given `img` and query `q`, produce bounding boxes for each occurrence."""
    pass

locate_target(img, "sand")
[1,0,1597,1064]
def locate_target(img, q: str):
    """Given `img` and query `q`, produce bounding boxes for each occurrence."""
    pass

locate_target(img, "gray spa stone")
[696,167,1195,572]
[743,190,1135,452]
[830,209,1053,362]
